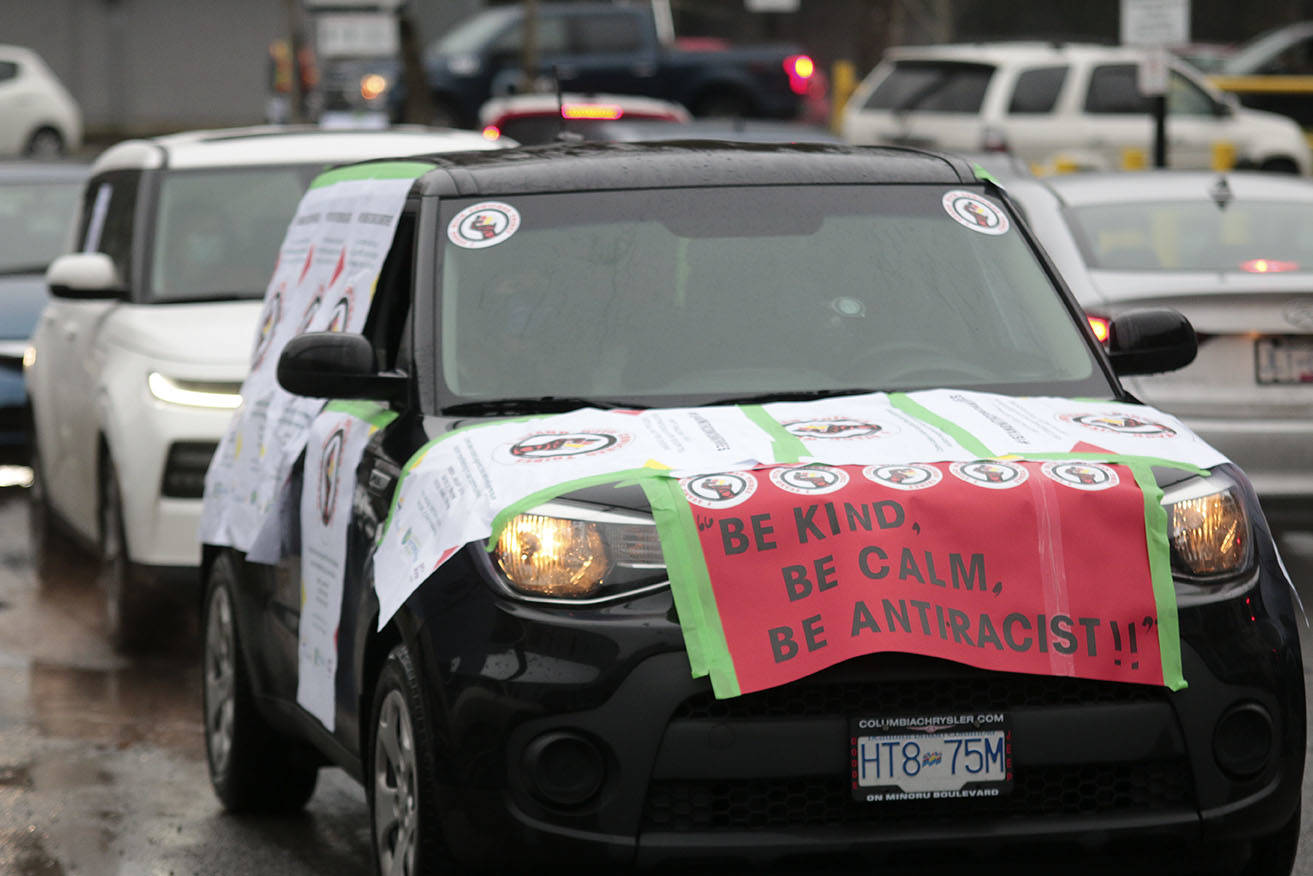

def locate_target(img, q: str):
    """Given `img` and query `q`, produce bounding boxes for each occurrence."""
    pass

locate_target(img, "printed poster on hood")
[200,163,430,553]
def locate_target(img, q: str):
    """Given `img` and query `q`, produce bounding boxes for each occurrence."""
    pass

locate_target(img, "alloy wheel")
[204,585,236,778]
[374,689,419,876]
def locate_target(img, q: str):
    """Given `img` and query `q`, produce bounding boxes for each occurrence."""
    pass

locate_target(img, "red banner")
[678,461,1164,695]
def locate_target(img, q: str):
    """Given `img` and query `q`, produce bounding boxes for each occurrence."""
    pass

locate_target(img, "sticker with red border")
[682,472,760,509]
[942,190,1010,236]
[862,463,943,491]
[949,460,1028,489]
[1040,460,1119,491]
[496,430,631,463]
[1059,412,1177,438]
[448,202,521,249]
[768,463,850,495]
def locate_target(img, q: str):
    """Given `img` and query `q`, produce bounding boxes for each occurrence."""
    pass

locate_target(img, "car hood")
[0,273,49,340]
[100,301,262,368]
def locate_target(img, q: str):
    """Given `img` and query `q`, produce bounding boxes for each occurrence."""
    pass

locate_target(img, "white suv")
[26,126,500,649]
[841,42,1312,174]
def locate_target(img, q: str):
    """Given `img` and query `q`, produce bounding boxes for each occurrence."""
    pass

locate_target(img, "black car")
[200,143,1305,875]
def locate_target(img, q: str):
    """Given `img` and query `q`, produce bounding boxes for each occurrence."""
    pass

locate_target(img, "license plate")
[850,714,1012,802]
[1256,336,1313,384]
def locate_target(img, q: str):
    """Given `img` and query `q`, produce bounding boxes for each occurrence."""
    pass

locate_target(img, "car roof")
[0,161,89,183]
[406,141,978,197]
[89,125,502,174]
[1036,170,1313,206]
[886,41,1152,66]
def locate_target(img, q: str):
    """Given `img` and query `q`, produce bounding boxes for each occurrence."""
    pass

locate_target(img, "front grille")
[673,669,1164,720]
[161,441,217,499]
[644,761,1193,831]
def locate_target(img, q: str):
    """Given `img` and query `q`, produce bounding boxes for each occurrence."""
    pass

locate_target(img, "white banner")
[200,173,419,552]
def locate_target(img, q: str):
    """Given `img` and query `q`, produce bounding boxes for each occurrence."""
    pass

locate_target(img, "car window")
[1084,64,1149,114]
[572,13,644,54]
[1007,66,1068,114]
[436,185,1103,406]
[1065,200,1313,271]
[1253,34,1313,74]
[148,165,319,303]
[428,8,518,59]
[488,17,569,56]
[1167,71,1217,115]
[0,179,80,272]
[0,61,17,83]
[862,61,994,113]
[76,170,139,287]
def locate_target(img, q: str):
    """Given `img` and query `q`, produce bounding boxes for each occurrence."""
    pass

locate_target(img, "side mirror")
[46,252,126,300]
[276,331,407,402]
[1107,308,1197,376]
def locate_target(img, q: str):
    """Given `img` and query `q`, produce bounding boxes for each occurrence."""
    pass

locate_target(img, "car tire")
[97,458,156,652]
[1259,157,1300,174]
[23,127,64,159]
[1241,802,1301,876]
[203,552,320,813]
[368,643,456,876]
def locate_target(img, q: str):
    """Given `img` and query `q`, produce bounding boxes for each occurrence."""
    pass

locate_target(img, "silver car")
[1005,170,1313,528]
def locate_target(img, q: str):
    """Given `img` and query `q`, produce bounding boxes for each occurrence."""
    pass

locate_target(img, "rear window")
[1008,66,1068,114]
[1066,200,1313,271]
[863,61,994,113]
[1084,64,1149,114]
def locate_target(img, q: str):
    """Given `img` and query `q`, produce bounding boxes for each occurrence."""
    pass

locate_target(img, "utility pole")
[520,0,539,93]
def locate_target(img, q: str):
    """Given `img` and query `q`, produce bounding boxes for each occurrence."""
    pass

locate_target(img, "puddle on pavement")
[27,659,204,756]
[0,829,65,876]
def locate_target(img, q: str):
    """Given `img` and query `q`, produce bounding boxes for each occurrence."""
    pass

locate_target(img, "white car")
[0,45,82,158]
[1002,169,1313,528]
[841,42,1312,174]
[26,125,501,649]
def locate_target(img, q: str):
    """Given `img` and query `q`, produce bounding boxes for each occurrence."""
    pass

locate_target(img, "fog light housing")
[1213,703,1272,779]
[521,731,605,807]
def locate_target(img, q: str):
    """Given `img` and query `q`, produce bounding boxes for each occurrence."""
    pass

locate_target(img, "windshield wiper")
[441,396,647,416]
[705,388,880,407]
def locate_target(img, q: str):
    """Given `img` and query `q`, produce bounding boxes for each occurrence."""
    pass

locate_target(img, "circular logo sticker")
[784,417,888,440]
[251,290,283,368]
[769,464,850,495]
[502,430,629,462]
[950,460,1029,489]
[942,190,1010,236]
[448,202,521,249]
[1041,460,1120,491]
[295,293,323,335]
[326,291,352,333]
[1061,413,1176,438]
[682,472,759,508]
[862,463,943,491]
[317,425,347,526]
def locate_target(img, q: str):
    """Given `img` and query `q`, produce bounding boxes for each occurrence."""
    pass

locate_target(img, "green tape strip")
[309,160,434,189]
[740,405,809,463]
[641,478,741,697]
[972,162,999,184]
[889,393,995,458]
[325,399,398,429]
[1127,461,1187,692]
[487,467,668,549]
[1000,451,1207,477]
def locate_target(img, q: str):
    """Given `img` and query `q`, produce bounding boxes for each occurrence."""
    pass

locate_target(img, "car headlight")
[147,372,243,410]
[489,501,666,602]
[1161,473,1252,582]
[360,73,389,102]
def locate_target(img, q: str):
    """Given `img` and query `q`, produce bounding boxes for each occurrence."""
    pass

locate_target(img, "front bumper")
[408,538,1305,870]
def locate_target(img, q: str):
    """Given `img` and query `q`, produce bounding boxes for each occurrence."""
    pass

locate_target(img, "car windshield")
[1065,200,1313,272]
[436,185,1105,407]
[0,180,81,274]
[148,165,320,303]
[428,8,516,59]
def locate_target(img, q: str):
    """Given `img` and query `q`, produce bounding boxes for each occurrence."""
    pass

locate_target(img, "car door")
[995,64,1077,168]
[39,169,140,538]
[1079,62,1216,169]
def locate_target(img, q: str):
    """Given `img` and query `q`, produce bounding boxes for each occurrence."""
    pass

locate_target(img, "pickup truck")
[401,2,816,127]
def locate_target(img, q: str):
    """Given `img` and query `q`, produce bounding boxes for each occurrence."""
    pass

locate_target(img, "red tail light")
[1240,258,1298,273]
[1087,314,1110,344]
[481,125,501,141]
[784,54,815,95]
[561,103,624,120]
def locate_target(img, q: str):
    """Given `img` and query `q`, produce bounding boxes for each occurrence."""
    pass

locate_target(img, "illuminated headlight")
[360,73,389,102]
[1162,473,1252,581]
[147,372,242,410]
[490,501,665,601]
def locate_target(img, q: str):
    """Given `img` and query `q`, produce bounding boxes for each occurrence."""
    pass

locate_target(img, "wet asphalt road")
[1,481,1312,876]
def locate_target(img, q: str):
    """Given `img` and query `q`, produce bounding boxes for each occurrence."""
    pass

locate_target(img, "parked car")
[1210,22,1313,131]
[399,3,815,127]
[1000,169,1313,530]
[478,91,690,144]
[0,161,85,462]
[25,125,502,650]
[841,43,1312,174]
[200,142,1303,875]
[0,45,82,158]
